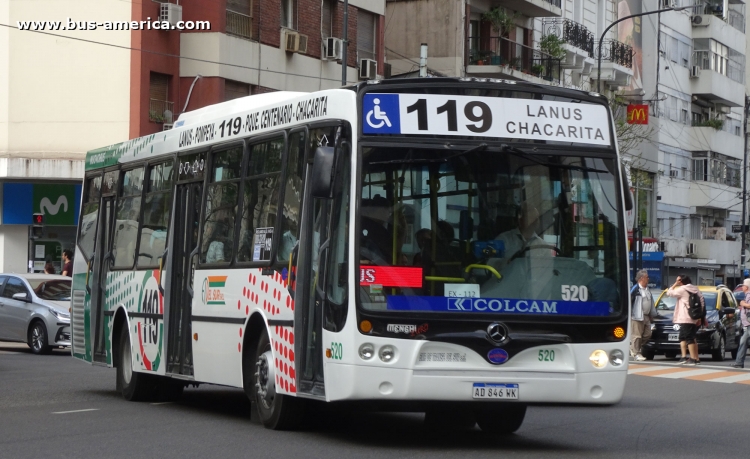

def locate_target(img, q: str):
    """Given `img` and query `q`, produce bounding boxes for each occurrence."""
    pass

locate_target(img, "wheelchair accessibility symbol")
[366,98,392,129]
[362,94,400,134]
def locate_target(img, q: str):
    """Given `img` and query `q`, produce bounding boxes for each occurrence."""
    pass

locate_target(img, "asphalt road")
[2,341,750,458]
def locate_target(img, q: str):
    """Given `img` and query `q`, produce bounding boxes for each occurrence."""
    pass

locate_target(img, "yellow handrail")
[464,264,502,280]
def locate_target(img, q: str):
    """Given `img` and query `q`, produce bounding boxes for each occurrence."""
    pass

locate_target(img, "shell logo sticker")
[137,270,163,371]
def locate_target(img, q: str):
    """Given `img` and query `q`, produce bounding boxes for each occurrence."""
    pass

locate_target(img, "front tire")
[712,336,726,362]
[253,329,304,430]
[28,320,51,355]
[116,321,155,401]
[475,404,527,434]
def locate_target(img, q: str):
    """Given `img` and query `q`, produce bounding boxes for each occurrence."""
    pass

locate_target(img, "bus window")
[201,145,242,264]
[112,168,144,268]
[237,138,283,263]
[77,175,103,260]
[276,131,305,263]
[137,161,173,267]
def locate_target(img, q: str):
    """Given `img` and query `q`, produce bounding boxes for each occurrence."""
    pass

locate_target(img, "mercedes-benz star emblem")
[487,323,509,344]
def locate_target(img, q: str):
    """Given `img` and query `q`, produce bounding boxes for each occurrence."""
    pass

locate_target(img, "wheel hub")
[122,336,133,384]
[255,350,276,409]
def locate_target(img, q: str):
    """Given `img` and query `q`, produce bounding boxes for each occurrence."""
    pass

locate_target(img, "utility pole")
[742,96,749,278]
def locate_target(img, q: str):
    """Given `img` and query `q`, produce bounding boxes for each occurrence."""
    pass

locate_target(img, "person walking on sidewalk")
[666,275,705,366]
[731,278,750,368]
[630,269,656,361]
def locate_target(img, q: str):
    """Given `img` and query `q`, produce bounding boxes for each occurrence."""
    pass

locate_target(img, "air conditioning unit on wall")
[324,37,343,60]
[159,3,183,27]
[687,242,696,255]
[690,66,701,78]
[691,15,711,26]
[285,31,308,54]
[359,59,377,80]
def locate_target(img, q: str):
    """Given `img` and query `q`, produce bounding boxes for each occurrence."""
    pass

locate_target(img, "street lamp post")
[596,6,690,94]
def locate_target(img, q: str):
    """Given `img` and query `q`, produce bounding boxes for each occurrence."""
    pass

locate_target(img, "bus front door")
[91,195,115,364]
[166,182,203,376]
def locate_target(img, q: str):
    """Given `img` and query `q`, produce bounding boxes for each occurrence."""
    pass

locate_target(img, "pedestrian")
[630,269,656,361]
[731,278,750,368]
[666,274,705,366]
[43,263,55,274]
[61,249,73,277]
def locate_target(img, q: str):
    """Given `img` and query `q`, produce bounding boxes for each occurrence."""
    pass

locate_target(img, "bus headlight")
[609,349,624,366]
[378,345,396,362]
[589,350,608,368]
[358,343,375,360]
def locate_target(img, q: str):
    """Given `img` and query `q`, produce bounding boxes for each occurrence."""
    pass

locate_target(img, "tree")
[608,92,653,169]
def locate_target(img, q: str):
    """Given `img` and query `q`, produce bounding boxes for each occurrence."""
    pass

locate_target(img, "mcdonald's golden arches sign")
[627,104,649,125]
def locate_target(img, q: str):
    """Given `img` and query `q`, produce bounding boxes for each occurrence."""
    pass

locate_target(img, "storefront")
[665,257,719,287]
[1,182,81,274]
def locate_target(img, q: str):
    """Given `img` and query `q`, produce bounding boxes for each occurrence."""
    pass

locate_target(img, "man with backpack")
[666,275,705,366]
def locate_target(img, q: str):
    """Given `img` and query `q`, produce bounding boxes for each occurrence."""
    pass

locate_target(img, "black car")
[641,285,742,361]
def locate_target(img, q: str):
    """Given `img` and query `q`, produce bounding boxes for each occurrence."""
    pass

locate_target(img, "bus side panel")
[191,268,296,393]
[71,247,92,363]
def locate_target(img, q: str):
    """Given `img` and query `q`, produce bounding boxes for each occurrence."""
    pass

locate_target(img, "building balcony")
[541,19,594,72]
[489,0,562,18]
[690,126,744,158]
[592,39,633,89]
[226,10,255,41]
[692,0,745,35]
[689,238,741,265]
[690,51,745,107]
[689,180,741,210]
[466,36,562,84]
[149,99,174,123]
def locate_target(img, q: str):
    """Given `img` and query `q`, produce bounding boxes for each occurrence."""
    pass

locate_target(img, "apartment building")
[0,0,385,273]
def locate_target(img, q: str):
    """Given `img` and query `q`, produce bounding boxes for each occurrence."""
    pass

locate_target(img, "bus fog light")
[609,349,624,366]
[359,343,375,360]
[379,345,396,362]
[589,350,608,368]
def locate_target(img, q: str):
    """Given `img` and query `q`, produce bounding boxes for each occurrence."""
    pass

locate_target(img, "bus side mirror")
[621,167,633,211]
[311,146,335,198]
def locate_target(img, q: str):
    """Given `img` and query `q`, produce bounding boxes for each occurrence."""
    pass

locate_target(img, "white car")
[0,274,71,354]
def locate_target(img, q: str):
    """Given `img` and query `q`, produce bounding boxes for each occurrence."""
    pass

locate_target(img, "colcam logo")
[40,196,69,215]
[627,104,649,125]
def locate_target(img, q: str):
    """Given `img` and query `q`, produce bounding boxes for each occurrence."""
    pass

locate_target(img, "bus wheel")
[475,404,527,434]
[116,321,154,402]
[253,329,304,430]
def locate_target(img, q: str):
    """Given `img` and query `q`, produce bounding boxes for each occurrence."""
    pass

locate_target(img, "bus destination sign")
[362,94,610,146]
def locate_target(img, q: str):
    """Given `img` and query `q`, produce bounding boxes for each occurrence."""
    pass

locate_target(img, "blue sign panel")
[362,94,401,134]
[629,252,664,288]
[386,296,610,316]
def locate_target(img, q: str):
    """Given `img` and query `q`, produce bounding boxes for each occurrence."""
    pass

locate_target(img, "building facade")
[1,0,385,274]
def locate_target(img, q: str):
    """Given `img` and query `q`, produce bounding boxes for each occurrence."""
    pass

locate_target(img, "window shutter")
[357,10,375,61]
[322,0,333,38]
[227,0,251,16]
[149,73,169,102]
[225,80,251,101]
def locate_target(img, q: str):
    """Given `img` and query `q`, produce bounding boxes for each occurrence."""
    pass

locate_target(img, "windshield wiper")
[369,143,488,166]
[500,144,608,174]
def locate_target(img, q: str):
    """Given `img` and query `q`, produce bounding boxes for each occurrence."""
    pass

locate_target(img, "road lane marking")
[705,373,750,383]
[629,363,750,385]
[634,367,708,377]
[684,371,739,381]
[52,409,100,414]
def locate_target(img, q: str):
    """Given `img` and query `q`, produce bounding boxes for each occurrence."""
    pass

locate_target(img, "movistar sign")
[386,296,610,316]
[2,183,82,225]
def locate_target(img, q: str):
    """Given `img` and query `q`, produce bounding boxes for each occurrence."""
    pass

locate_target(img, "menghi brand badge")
[202,276,227,305]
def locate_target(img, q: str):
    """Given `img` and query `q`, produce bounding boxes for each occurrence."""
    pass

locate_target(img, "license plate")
[668,333,679,341]
[472,383,519,399]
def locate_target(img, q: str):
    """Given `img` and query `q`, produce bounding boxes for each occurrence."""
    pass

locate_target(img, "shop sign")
[2,183,82,225]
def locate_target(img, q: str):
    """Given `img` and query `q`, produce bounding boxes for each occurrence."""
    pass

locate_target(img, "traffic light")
[31,213,44,239]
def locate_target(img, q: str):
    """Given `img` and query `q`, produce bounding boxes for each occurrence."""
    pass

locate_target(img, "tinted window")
[138,161,174,267]
[201,145,243,264]
[113,168,144,268]
[77,176,102,261]
[28,279,71,301]
[2,278,28,299]
[237,138,283,263]
[276,131,305,262]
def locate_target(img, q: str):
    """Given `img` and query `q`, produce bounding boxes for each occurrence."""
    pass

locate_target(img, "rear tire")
[28,320,51,355]
[253,329,304,430]
[711,336,726,362]
[116,321,155,401]
[475,404,527,434]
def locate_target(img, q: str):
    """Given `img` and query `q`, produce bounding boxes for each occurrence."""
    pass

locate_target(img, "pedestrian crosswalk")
[629,363,750,385]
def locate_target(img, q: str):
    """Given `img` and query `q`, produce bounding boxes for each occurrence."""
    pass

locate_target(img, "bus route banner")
[362,93,610,146]
[386,296,611,316]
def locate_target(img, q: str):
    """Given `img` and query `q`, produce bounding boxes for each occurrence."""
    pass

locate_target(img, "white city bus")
[71,78,632,433]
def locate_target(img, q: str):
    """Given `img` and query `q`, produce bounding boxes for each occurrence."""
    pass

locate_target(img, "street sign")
[732,225,749,233]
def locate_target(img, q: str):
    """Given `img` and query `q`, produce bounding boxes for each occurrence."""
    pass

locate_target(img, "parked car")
[0,274,71,354]
[641,284,741,361]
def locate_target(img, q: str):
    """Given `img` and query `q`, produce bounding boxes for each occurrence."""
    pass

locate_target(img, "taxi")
[641,284,741,361]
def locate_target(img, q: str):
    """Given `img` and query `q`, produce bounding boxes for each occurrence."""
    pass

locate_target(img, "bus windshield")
[358,145,624,318]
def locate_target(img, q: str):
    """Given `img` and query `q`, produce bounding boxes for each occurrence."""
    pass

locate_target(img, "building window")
[281,0,297,29]
[225,80,251,101]
[322,0,336,38]
[631,169,654,237]
[357,10,376,62]
[692,152,741,187]
[227,0,253,39]
[149,72,173,124]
